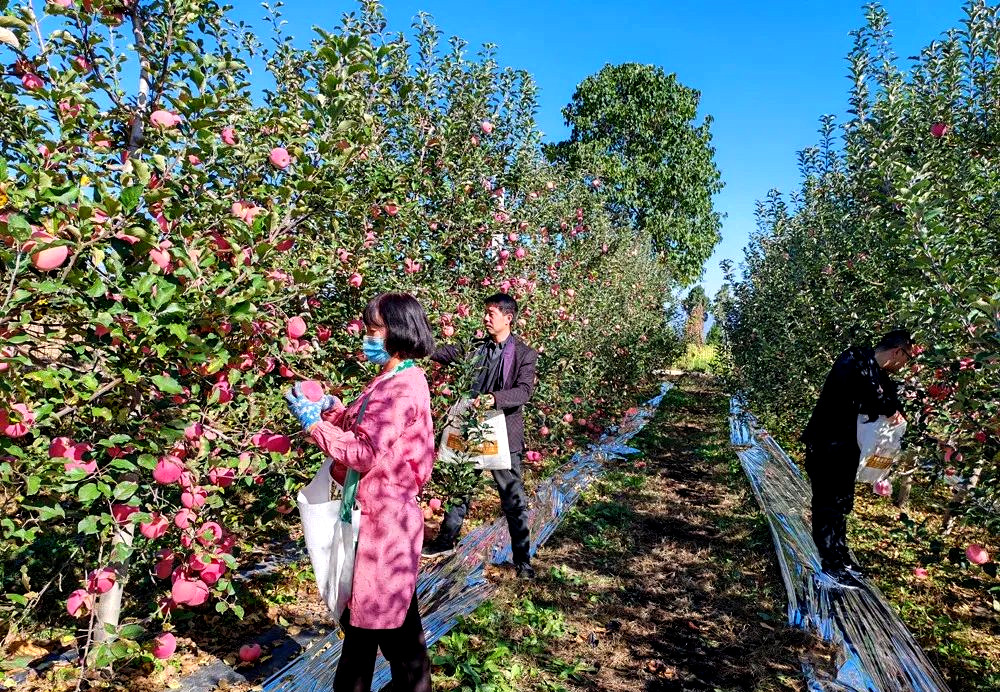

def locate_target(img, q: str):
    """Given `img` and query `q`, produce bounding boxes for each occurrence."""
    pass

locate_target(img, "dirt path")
[435,377,820,691]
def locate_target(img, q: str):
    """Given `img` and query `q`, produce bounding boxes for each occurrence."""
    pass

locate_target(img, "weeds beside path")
[433,377,820,691]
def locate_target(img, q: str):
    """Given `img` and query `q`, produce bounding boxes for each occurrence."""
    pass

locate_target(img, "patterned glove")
[285,385,339,432]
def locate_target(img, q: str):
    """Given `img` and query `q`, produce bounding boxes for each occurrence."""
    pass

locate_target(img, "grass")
[432,377,818,691]
[849,486,1000,691]
[25,376,996,690]
[672,343,717,373]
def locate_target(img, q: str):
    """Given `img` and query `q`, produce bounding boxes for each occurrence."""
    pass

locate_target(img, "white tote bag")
[296,394,371,621]
[297,460,360,620]
[856,414,906,483]
[437,397,512,470]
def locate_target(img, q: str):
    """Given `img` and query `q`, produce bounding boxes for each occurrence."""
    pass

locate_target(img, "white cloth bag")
[437,397,512,470]
[297,457,361,621]
[856,414,907,483]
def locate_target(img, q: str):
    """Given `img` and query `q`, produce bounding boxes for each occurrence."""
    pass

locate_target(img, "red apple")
[1,402,35,438]
[269,147,291,169]
[153,456,184,484]
[286,316,307,339]
[152,632,177,659]
[966,544,990,565]
[87,567,117,594]
[239,643,262,662]
[208,466,235,487]
[67,589,94,617]
[299,380,324,402]
[171,577,209,606]
[140,513,169,540]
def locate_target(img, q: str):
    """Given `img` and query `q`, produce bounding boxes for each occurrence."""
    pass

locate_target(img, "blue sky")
[232,0,969,298]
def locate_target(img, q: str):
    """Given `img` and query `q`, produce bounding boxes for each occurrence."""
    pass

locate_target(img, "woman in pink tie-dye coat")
[287,293,436,692]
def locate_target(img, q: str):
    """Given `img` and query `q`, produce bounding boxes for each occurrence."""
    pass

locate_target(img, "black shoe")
[515,563,535,580]
[843,561,867,578]
[421,537,455,558]
[825,565,862,587]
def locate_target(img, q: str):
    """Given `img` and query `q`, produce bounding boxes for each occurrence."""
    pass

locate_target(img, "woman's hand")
[285,384,340,432]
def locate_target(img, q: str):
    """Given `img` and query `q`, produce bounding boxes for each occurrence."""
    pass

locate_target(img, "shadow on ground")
[530,377,825,691]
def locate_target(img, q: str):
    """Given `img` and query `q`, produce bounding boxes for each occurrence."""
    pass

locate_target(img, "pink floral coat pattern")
[309,365,435,629]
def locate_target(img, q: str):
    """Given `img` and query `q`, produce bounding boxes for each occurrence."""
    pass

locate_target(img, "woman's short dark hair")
[362,293,435,359]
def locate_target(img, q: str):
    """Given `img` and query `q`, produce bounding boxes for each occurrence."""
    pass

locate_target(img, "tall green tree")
[682,285,710,345]
[706,283,731,347]
[546,63,723,285]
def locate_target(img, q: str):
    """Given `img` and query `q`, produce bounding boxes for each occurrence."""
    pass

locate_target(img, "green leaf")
[64,468,89,483]
[119,623,145,640]
[0,17,31,32]
[36,503,66,521]
[110,640,130,659]
[44,184,79,205]
[24,368,61,389]
[190,67,206,90]
[120,186,143,213]
[6,593,27,606]
[78,515,100,535]
[113,481,139,501]
[86,276,107,298]
[92,645,112,668]
[108,459,138,472]
[131,158,151,186]
[111,542,133,563]
[150,281,177,310]
[78,483,101,503]
[152,374,183,395]
[230,300,253,317]
[25,475,41,496]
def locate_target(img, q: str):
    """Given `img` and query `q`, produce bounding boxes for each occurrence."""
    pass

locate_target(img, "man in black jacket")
[802,329,913,579]
[422,293,539,579]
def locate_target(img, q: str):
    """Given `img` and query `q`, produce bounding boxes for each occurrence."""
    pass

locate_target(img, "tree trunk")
[893,450,916,508]
[941,461,984,535]
[893,473,912,508]
[92,525,134,647]
[90,5,151,657]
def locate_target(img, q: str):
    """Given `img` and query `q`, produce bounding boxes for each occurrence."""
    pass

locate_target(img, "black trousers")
[805,444,858,570]
[437,451,532,565]
[334,593,431,692]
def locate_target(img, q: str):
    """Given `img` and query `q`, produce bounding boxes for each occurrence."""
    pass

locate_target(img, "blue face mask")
[362,335,391,365]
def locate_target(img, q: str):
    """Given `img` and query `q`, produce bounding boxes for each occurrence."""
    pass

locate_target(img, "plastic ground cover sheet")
[263,382,673,691]
[729,398,950,692]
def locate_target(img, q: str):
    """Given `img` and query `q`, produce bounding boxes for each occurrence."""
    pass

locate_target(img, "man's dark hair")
[362,292,435,359]
[484,293,518,318]
[874,328,913,353]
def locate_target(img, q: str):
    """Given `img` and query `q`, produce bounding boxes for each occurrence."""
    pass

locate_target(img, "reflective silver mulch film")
[263,382,673,692]
[729,398,950,692]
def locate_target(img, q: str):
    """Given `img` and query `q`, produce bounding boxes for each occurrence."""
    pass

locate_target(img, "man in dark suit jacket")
[801,328,912,580]
[422,293,539,579]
